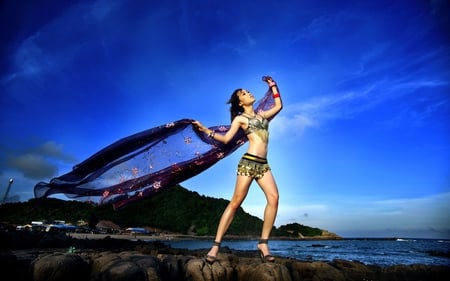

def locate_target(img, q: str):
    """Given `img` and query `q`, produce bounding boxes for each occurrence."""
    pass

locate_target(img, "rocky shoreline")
[1,230,449,281]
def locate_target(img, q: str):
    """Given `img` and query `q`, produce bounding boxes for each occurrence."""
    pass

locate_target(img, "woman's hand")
[262,75,276,87]
[192,121,207,133]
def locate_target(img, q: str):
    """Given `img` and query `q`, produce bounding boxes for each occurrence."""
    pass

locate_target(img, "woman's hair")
[227,88,243,122]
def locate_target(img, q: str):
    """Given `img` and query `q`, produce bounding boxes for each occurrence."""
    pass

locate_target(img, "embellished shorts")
[237,153,271,180]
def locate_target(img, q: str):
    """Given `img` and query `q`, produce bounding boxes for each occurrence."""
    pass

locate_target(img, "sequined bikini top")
[242,113,269,142]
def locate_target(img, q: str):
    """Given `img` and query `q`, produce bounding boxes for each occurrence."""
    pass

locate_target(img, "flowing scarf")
[34,89,276,209]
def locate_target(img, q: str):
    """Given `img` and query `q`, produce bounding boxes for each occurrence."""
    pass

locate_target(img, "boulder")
[32,253,90,281]
[236,258,292,281]
[185,253,237,281]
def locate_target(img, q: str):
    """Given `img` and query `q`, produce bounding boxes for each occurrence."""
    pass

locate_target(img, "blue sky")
[1,0,449,239]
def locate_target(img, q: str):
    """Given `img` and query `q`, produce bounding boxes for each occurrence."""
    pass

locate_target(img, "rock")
[157,254,190,281]
[332,259,378,281]
[32,253,90,281]
[381,263,450,281]
[185,253,237,281]
[89,251,160,281]
[0,251,34,281]
[96,258,146,281]
[2,250,448,281]
[1,230,449,281]
[236,257,292,281]
[283,259,345,281]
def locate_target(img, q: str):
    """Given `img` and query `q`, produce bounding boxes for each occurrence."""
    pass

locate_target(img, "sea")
[162,238,450,267]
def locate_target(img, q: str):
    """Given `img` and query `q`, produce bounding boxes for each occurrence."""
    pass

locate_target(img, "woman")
[192,76,283,263]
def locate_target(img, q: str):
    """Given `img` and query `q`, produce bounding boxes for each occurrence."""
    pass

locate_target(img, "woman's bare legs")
[206,170,279,260]
[206,175,253,259]
[256,170,279,259]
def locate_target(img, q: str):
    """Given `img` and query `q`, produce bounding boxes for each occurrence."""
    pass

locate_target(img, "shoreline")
[68,232,443,242]
[67,232,346,242]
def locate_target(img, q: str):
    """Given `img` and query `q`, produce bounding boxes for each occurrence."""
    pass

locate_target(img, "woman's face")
[238,89,255,106]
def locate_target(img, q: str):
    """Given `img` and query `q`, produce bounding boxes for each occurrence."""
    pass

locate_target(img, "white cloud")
[7,153,58,180]
[243,192,450,238]
[272,86,375,138]
[32,141,76,163]
[3,140,77,181]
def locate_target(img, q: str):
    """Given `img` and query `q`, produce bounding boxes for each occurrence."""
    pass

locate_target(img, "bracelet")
[208,130,215,138]
[272,93,280,98]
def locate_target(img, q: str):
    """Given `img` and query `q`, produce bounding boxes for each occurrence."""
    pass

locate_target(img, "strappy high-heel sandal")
[257,239,275,263]
[204,241,221,264]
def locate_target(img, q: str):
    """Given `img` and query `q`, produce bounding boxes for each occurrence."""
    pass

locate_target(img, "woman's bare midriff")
[246,134,268,158]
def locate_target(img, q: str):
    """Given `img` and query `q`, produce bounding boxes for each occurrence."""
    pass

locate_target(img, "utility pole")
[2,178,13,204]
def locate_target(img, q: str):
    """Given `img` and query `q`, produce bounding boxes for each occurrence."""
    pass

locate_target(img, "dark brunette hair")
[227,89,243,122]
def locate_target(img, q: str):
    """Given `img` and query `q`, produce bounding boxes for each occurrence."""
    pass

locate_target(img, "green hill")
[0,185,338,238]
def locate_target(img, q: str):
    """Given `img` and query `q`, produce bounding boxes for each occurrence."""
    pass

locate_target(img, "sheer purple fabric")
[34,89,276,209]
